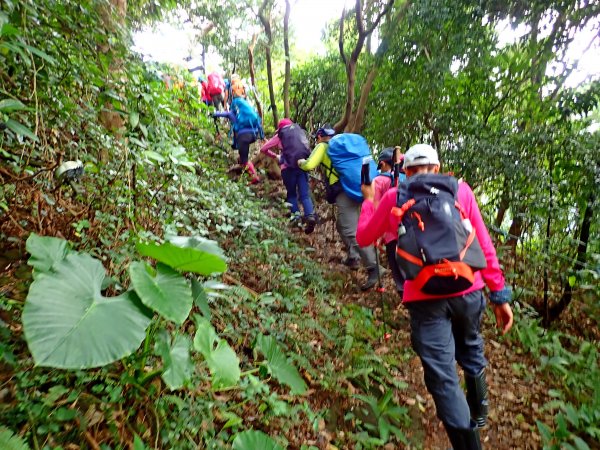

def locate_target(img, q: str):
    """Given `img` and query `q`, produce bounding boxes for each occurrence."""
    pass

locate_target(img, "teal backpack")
[231,97,262,135]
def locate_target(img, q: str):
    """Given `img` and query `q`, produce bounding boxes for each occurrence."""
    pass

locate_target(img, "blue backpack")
[231,97,262,135]
[327,133,378,202]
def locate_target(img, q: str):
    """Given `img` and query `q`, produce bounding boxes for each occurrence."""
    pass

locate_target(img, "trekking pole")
[375,243,391,341]
[392,147,401,188]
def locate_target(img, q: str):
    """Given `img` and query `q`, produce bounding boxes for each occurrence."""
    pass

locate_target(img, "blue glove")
[489,287,512,305]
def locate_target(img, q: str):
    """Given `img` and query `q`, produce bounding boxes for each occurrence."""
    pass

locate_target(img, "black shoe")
[342,257,360,270]
[304,215,317,234]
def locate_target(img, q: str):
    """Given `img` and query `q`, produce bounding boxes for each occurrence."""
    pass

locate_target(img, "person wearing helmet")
[373,147,406,294]
[298,126,381,290]
[356,143,514,449]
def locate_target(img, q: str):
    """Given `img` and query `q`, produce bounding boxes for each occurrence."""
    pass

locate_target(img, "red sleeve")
[458,182,505,291]
[357,188,398,247]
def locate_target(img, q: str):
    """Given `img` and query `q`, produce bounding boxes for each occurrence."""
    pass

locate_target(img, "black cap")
[378,147,394,165]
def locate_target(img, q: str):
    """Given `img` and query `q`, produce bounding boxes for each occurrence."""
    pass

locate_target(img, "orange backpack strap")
[391,198,416,221]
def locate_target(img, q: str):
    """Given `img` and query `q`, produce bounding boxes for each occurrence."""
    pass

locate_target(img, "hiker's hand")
[297,158,307,168]
[361,183,374,202]
[492,303,513,335]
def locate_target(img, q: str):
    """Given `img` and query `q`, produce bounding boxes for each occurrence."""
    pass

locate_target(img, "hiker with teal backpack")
[373,147,406,295]
[356,144,513,450]
[260,118,316,234]
[213,95,264,184]
[299,128,382,291]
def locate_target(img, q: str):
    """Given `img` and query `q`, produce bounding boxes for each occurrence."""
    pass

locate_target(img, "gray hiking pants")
[335,191,377,269]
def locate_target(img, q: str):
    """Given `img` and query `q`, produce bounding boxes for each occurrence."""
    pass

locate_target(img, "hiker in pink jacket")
[356,143,513,450]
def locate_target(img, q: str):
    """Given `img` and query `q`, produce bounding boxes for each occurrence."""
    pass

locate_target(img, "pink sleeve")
[260,135,281,159]
[458,182,505,291]
[357,188,398,247]
[373,176,391,208]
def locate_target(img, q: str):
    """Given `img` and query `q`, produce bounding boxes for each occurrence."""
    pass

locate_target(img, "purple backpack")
[278,124,310,169]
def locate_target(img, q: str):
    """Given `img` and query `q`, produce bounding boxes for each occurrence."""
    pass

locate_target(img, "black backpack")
[393,174,487,295]
[278,124,310,169]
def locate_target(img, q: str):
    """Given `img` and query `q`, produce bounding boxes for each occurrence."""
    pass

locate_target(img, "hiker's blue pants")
[405,289,487,429]
[281,167,314,218]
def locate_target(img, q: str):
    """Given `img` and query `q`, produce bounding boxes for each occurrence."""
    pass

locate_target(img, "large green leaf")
[26,233,69,276]
[137,236,227,275]
[232,430,286,450]
[0,99,27,112]
[155,330,194,390]
[193,316,240,389]
[22,253,152,369]
[191,278,212,320]
[4,119,38,142]
[129,262,192,324]
[0,427,30,450]
[256,335,307,395]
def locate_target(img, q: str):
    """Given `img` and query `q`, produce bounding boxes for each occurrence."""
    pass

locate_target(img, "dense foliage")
[1,0,599,449]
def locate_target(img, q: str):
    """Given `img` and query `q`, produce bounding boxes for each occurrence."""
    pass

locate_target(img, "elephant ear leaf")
[232,430,285,450]
[193,316,240,389]
[26,233,70,277]
[22,252,152,369]
[155,330,194,390]
[256,334,307,395]
[129,262,192,324]
[136,236,227,275]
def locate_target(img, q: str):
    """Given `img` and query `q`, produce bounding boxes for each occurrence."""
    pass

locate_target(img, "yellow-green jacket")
[299,142,339,185]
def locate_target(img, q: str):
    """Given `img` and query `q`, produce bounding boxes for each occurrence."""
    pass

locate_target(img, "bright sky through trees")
[132,0,598,87]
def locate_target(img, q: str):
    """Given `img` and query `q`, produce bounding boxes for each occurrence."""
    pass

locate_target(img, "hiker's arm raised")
[357,188,396,247]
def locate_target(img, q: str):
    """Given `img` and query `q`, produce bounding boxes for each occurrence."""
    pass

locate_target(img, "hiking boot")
[342,257,360,270]
[465,369,489,428]
[361,266,380,291]
[361,265,388,291]
[304,215,317,235]
[443,421,482,450]
[289,213,302,228]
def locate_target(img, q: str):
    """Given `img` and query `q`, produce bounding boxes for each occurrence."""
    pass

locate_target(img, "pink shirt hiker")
[357,181,506,302]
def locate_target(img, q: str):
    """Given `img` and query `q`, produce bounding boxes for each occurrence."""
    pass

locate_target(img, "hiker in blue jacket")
[213,95,264,184]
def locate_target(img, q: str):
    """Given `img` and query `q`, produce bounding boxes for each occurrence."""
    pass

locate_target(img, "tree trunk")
[546,189,595,324]
[98,0,127,137]
[258,0,278,129]
[283,0,291,119]
[336,58,359,132]
[348,67,378,133]
[247,34,263,120]
[495,188,510,228]
[334,0,404,133]
[507,210,523,265]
